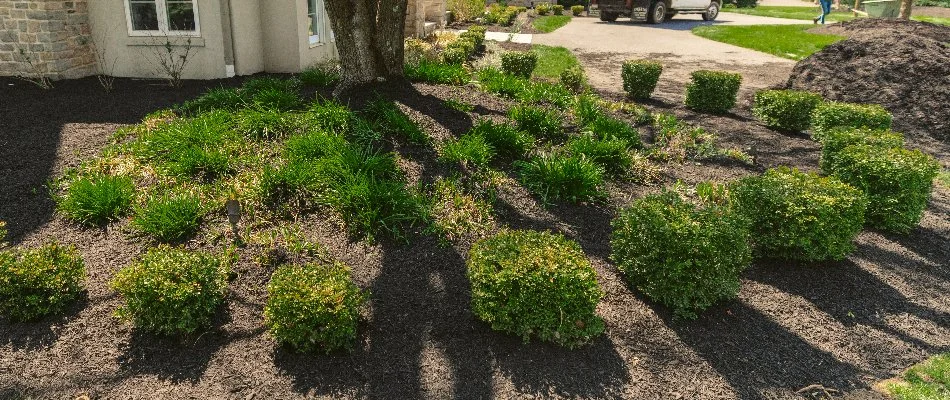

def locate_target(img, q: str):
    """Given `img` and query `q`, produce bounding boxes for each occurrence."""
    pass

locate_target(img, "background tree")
[324,0,409,89]
[898,0,913,19]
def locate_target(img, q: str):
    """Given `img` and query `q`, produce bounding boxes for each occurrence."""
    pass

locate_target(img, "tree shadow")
[0,294,89,351]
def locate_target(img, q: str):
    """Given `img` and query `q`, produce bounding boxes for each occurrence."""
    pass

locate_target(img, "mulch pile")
[786,19,950,140]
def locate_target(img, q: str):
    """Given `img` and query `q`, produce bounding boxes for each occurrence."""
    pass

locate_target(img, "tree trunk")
[324,0,409,90]
[898,0,912,19]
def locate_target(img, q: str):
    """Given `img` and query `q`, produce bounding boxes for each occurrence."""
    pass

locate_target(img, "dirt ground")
[0,75,948,400]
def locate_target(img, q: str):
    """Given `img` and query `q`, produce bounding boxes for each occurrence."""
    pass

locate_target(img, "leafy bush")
[441,134,496,168]
[735,0,759,7]
[819,127,904,173]
[306,98,358,135]
[467,230,604,347]
[509,104,563,142]
[733,167,867,261]
[132,192,204,243]
[553,4,565,14]
[130,112,239,179]
[428,178,496,241]
[264,262,366,353]
[560,66,586,93]
[468,119,534,159]
[584,115,642,148]
[365,98,429,144]
[501,51,539,79]
[442,46,469,65]
[299,64,340,87]
[59,174,135,226]
[572,5,585,15]
[752,89,824,132]
[535,2,553,15]
[517,153,605,203]
[233,108,301,140]
[811,102,893,140]
[567,135,633,177]
[621,60,663,100]
[685,70,742,114]
[448,0,485,22]
[178,87,246,115]
[405,60,470,85]
[111,247,232,335]
[0,243,85,321]
[650,113,718,162]
[823,145,939,233]
[611,185,751,318]
[459,29,485,49]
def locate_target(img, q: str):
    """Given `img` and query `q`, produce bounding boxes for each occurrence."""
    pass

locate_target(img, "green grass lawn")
[692,24,845,60]
[912,15,950,25]
[882,353,950,400]
[533,15,572,33]
[531,44,581,79]
[723,5,950,25]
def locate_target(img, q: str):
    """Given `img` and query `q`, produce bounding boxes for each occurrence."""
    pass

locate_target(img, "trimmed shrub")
[448,0,486,22]
[442,46,469,65]
[572,5,585,15]
[535,2,553,15]
[264,262,366,353]
[733,167,867,261]
[685,70,742,114]
[509,104,563,141]
[112,247,232,335]
[819,127,904,173]
[517,153,605,203]
[459,30,485,49]
[752,89,824,132]
[0,243,85,321]
[811,102,893,140]
[468,119,534,159]
[553,4,565,14]
[59,174,135,226]
[611,185,751,318]
[560,66,586,93]
[501,51,539,79]
[567,135,633,177]
[441,134,496,168]
[824,145,939,233]
[467,230,604,347]
[404,60,470,85]
[621,60,663,100]
[132,192,204,243]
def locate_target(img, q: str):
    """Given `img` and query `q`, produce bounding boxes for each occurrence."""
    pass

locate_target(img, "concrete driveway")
[533,13,809,101]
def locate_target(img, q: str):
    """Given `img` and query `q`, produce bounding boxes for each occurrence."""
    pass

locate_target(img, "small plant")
[0,243,85,321]
[553,4,565,15]
[477,67,529,98]
[811,102,893,140]
[584,114,642,148]
[299,63,341,87]
[130,112,238,179]
[509,104,563,142]
[467,230,604,347]
[112,247,232,335]
[307,98,358,135]
[448,0,487,22]
[501,51,539,79]
[567,135,633,177]
[59,174,136,226]
[365,98,429,144]
[752,89,824,132]
[611,184,751,319]
[459,29,486,49]
[233,108,301,140]
[535,2,553,15]
[650,113,717,162]
[469,119,534,159]
[518,79,574,108]
[145,38,196,88]
[823,145,939,233]
[428,178,496,241]
[264,262,366,353]
[251,87,303,111]
[621,60,663,100]
[572,5,585,15]
[883,353,950,400]
[441,134,496,168]
[560,66,587,93]
[177,87,246,115]
[733,167,867,261]
[517,153,605,204]
[0,220,6,246]
[818,127,904,173]
[132,192,204,243]
[242,76,301,95]
[684,70,742,114]
[405,60,470,85]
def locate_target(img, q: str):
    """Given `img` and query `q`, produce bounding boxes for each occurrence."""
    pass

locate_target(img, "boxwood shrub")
[823,145,940,233]
[517,153,605,204]
[733,167,867,261]
[501,51,539,79]
[752,89,823,132]
[264,262,366,353]
[112,247,232,335]
[467,230,604,347]
[611,186,751,318]
[621,60,663,100]
[0,243,85,321]
[553,4,565,14]
[818,127,904,173]
[684,70,742,114]
[560,66,586,93]
[572,5,585,15]
[810,102,892,140]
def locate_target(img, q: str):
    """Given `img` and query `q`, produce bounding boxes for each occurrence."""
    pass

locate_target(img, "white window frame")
[124,0,201,37]
[307,0,323,45]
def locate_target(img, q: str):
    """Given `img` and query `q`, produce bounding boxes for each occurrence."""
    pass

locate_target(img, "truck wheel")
[600,12,618,22]
[647,2,667,24]
[702,2,720,20]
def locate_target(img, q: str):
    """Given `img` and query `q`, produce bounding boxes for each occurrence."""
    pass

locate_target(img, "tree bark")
[324,0,409,89]
[898,0,912,19]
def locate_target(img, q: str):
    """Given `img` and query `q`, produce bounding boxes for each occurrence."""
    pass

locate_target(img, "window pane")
[308,0,315,15]
[129,1,159,31]
[166,1,196,31]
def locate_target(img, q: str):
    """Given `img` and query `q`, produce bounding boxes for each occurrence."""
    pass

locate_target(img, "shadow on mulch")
[0,293,89,351]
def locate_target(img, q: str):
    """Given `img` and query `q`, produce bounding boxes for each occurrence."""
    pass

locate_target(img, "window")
[307,0,323,44]
[126,0,200,36]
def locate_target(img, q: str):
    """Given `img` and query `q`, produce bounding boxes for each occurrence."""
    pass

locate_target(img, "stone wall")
[405,0,446,37]
[0,0,96,80]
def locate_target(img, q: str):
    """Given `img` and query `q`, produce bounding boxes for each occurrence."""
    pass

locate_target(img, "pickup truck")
[595,0,722,24]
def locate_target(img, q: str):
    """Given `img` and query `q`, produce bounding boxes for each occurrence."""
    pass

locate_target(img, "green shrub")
[567,135,633,177]
[448,0,486,22]
[553,4,565,14]
[111,247,232,335]
[132,192,204,243]
[621,60,663,100]
[819,127,904,173]
[509,104,563,142]
[469,119,534,159]
[811,102,893,140]
[451,37,477,57]
[242,76,300,96]
[0,243,85,321]
[306,99,358,135]
[518,80,574,108]
[442,46,469,65]
[650,113,718,162]
[404,60,470,85]
[501,51,539,79]
[459,30,485,49]
[130,112,239,179]
[365,98,429,144]
[824,145,939,233]
[477,67,528,98]
[252,87,304,111]
[441,134,496,168]
[535,2,552,15]
[736,0,759,7]
[752,89,824,132]
[178,87,246,115]
[611,185,751,319]
[59,174,135,226]
[517,153,605,203]
[584,115,642,148]
[467,230,604,347]
[572,5,585,15]
[264,262,366,353]
[560,66,586,93]
[685,70,742,114]
[233,108,301,140]
[733,167,867,261]
[299,65,340,87]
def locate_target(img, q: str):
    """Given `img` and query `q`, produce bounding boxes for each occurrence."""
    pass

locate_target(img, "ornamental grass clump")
[684,70,742,114]
[233,108,302,140]
[467,230,604,347]
[0,243,85,321]
[752,89,824,133]
[611,184,751,319]
[508,104,563,142]
[111,247,232,335]
[468,119,534,159]
[130,111,239,179]
[621,60,663,100]
[132,191,204,243]
[501,51,539,79]
[441,134,496,168]
[177,87,246,115]
[517,153,605,204]
[365,98,429,144]
[58,174,135,226]
[567,135,633,177]
[733,167,867,261]
[264,262,366,353]
[810,102,892,140]
[404,60,470,85]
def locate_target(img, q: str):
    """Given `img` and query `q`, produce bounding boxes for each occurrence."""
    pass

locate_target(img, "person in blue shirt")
[813,0,833,24]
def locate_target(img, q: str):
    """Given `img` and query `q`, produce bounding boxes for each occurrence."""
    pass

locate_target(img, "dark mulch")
[1,75,948,400]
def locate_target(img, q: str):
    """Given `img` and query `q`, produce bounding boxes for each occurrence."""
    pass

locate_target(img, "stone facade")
[0,0,96,80]
[406,0,446,37]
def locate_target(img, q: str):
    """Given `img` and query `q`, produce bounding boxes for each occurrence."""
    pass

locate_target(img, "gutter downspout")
[221,0,236,77]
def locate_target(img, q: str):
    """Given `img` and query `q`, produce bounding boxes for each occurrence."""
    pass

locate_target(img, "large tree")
[324,0,409,89]
[898,0,913,19]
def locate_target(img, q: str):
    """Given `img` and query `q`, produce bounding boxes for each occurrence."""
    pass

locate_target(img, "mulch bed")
[1,74,948,399]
